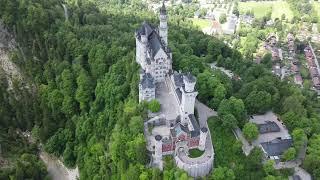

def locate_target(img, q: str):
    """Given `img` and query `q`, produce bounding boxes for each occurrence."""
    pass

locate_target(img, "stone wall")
[174,151,214,177]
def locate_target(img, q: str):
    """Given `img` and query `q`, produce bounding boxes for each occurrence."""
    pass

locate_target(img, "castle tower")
[135,22,148,67]
[181,74,198,119]
[199,127,208,151]
[154,135,163,170]
[159,1,168,45]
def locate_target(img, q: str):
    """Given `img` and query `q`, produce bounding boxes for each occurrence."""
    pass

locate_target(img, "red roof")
[212,20,221,29]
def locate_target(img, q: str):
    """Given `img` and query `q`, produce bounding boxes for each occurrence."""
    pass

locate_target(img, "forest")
[0,0,320,179]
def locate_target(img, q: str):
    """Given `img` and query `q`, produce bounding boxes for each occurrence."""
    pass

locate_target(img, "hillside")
[1,0,320,180]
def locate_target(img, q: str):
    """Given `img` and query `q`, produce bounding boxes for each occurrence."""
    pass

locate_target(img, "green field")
[239,1,293,20]
[189,18,212,29]
[188,148,204,158]
[313,2,320,19]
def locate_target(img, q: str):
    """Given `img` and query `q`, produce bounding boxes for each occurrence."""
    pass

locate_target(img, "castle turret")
[199,127,208,151]
[183,73,196,92]
[181,73,198,118]
[159,1,168,45]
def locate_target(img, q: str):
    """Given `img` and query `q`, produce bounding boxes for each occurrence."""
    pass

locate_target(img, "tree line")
[1,0,320,179]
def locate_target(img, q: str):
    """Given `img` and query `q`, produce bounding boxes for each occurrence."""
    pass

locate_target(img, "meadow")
[239,1,293,20]
[189,18,212,29]
[313,2,320,20]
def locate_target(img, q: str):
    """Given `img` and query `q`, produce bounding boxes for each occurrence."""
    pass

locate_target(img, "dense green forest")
[0,67,48,179]
[0,0,320,179]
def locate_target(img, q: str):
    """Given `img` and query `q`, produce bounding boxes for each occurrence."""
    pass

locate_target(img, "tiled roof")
[258,121,280,134]
[160,1,166,15]
[189,114,200,137]
[261,138,293,156]
[140,73,155,89]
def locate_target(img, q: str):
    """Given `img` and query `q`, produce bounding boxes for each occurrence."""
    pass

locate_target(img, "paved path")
[308,41,320,75]
[294,167,312,180]
[233,127,254,156]
[194,100,216,156]
[195,100,217,126]
[274,160,301,170]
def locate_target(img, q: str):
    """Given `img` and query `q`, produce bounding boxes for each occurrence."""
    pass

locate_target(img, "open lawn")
[313,2,320,20]
[188,148,204,158]
[189,18,211,29]
[239,1,293,20]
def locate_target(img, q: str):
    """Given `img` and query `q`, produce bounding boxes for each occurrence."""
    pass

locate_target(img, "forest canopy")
[0,0,320,179]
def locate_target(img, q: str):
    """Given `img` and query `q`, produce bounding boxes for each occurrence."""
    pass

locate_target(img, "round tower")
[199,127,208,151]
[180,73,198,117]
[159,1,168,45]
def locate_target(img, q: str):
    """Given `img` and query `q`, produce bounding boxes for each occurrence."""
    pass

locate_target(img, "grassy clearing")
[239,1,272,18]
[271,1,293,20]
[188,148,204,158]
[239,1,293,20]
[313,2,320,19]
[189,18,212,29]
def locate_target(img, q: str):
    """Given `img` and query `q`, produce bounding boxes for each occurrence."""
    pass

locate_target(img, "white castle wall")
[175,152,214,177]
[199,129,208,151]
[181,91,198,117]
[139,85,155,102]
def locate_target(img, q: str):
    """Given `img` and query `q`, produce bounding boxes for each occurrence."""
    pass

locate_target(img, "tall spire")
[160,0,166,15]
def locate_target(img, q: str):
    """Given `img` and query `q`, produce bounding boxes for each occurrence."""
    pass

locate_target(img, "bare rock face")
[0,22,16,49]
[0,21,24,90]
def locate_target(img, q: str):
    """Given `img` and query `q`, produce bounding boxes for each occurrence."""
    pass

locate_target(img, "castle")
[136,3,171,102]
[136,2,213,177]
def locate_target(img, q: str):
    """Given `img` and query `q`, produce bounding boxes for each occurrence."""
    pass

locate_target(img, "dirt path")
[22,131,80,180]
[40,152,79,180]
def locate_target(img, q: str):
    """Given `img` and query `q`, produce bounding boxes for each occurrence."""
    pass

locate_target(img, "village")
[1,0,320,179]
[134,1,320,179]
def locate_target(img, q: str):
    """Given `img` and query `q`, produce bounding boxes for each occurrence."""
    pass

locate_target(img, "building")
[209,20,223,35]
[287,33,295,54]
[249,112,293,161]
[304,46,320,90]
[260,138,293,160]
[135,3,172,102]
[139,72,156,101]
[266,20,274,27]
[294,74,303,86]
[258,121,280,134]
[137,2,214,177]
[223,15,238,35]
[240,15,254,25]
